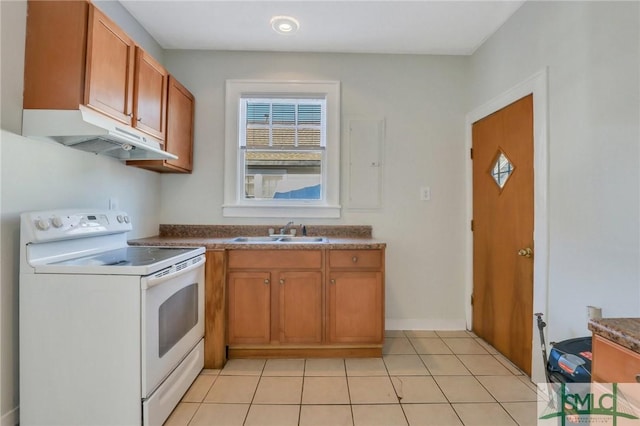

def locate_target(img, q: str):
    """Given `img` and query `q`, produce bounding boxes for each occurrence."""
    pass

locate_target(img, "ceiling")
[119,1,526,55]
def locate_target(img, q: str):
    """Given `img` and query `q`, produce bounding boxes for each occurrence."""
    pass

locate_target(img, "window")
[242,98,324,200]
[224,81,341,218]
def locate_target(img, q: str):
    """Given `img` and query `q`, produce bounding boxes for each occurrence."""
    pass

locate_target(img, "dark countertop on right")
[588,317,640,353]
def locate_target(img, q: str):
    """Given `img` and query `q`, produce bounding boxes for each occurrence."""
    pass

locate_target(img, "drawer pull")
[279,279,285,285]
[352,256,358,263]
[330,279,336,285]
[264,279,270,285]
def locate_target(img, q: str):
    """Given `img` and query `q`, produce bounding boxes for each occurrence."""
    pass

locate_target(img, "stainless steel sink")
[230,236,327,243]
[230,236,281,243]
[277,236,327,243]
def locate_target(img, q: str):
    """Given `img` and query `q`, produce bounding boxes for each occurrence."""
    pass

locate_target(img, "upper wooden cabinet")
[84,5,135,125]
[133,48,168,140]
[23,0,90,110]
[24,1,171,142]
[127,76,195,173]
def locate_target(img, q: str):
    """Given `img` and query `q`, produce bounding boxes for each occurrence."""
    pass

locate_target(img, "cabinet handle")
[330,279,336,285]
[636,374,640,383]
[279,279,285,285]
[352,256,358,263]
[264,279,270,285]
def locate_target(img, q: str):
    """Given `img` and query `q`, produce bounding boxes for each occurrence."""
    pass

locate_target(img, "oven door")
[141,254,205,397]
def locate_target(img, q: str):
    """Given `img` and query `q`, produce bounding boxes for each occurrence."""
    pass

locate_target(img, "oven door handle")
[144,255,205,289]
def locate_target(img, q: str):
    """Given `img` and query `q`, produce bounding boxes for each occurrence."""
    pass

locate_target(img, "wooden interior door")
[472,94,534,376]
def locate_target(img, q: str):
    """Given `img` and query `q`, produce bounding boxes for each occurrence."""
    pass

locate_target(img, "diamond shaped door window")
[491,151,514,189]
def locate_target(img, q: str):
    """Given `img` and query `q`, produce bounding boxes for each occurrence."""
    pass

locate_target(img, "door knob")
[518,247,533,258]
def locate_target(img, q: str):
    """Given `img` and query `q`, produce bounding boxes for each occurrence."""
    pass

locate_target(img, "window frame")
[223,80,341,218]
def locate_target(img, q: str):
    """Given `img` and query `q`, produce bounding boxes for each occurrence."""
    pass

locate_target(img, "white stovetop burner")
[20,209,203,276]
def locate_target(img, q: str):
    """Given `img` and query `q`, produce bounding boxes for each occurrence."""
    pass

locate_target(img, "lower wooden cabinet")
[204,250,226,369]
[327,271,383,344]
[224,248,385,359]
[226,269,323,345]
[226,250,324,347]
[327,250,384,344]
[227,271,271,344]
[592,334,640,383]
[279,271,323,344]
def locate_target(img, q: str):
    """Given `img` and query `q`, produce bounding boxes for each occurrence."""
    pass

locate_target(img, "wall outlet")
[109,197,119,211]
[420,187,431,201]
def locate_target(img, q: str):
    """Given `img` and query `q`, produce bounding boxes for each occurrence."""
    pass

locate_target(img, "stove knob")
[35,218,50,231]
[51,216,64,228]
[116,215,124,223]
[123,216,130,224]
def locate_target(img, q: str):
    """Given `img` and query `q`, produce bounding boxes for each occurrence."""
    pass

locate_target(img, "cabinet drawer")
[329,250,382,269]
[592,334,640,383]
[227,250,322,269]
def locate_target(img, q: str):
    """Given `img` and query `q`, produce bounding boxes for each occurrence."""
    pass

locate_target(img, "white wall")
[161,50,470,330]
[3,1,637,421]
[0,2,166,423]
[469,1,640,342]
[93,0,164,63]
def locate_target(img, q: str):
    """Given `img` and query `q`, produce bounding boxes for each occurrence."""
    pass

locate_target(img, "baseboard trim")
[385,318,468,331]
[228,346,382,359]
[1,406,18,426]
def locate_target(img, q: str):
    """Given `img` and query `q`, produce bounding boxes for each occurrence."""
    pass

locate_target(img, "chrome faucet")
[281,221,295,235]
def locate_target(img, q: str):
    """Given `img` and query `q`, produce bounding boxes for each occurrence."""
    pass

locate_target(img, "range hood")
[22,106,178,161]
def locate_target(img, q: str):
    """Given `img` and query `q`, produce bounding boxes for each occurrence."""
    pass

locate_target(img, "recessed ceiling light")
[270,15,300,35]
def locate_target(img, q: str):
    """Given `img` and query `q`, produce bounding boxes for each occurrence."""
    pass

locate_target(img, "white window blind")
[241,98,326,149]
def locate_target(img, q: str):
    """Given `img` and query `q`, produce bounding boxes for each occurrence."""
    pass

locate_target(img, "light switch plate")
[420,187,431,201]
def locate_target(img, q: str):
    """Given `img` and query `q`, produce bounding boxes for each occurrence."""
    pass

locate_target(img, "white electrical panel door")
[347,118,384,209]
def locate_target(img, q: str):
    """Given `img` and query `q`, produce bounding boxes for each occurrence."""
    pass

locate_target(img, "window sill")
[222,204,341,218]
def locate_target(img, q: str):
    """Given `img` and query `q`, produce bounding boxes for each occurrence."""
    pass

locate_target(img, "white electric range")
[19,209,206,426]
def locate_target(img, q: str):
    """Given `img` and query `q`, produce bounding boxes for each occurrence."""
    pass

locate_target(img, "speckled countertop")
[588,318,640,353]
[128,224,386,250]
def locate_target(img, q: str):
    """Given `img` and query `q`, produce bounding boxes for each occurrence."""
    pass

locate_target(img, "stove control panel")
[22,210,133,243]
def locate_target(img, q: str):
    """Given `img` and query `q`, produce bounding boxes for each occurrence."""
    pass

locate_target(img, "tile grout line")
[172,332,536,426]
[397,330,468,426]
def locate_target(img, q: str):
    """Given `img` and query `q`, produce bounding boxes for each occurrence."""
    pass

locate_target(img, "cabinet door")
[278,271,323,344]
[84,5,135,124]
[592,334,640,383]
[227,271,271,344]
[327,271,383,344]
[23,0,90,110]
[133,48,168,140]
[165,76,195,171]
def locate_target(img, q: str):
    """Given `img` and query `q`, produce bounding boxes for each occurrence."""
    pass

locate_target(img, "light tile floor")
[164,331,540,426]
